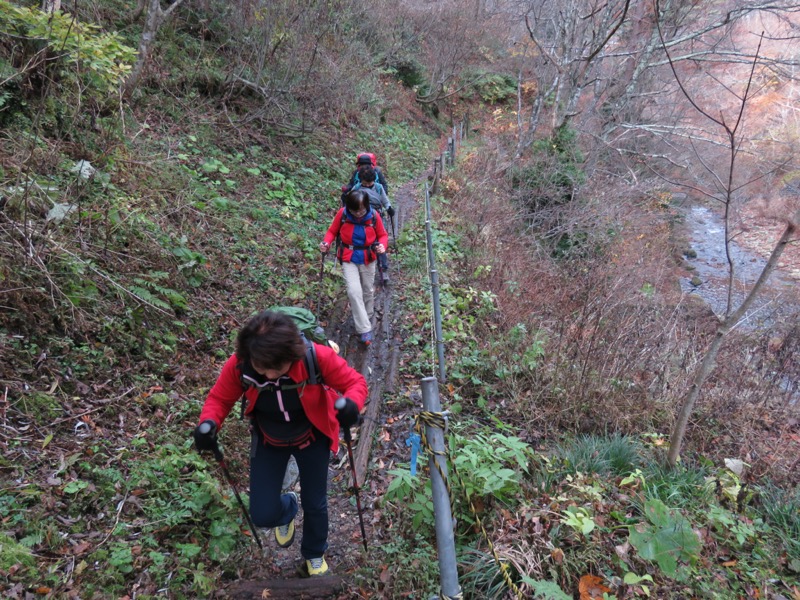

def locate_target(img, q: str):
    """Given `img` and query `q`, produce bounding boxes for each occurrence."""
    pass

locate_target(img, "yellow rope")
[414,411,525,600]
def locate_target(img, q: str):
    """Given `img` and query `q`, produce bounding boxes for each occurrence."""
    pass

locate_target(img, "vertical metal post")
[430,268,446,383]
[424,190,445,383]
[425,183,432,222]
[421,377,460,599]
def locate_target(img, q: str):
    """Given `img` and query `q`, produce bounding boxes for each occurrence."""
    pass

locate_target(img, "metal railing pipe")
[421,377,460,598]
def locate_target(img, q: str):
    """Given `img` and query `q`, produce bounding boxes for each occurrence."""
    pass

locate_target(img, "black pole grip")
[334,398,352,442]
[198,421,223,461]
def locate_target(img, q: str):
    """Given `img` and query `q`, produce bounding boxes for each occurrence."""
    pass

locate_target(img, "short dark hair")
[235,310,305,370]
[345,189,368,213]
[360,167,376,184]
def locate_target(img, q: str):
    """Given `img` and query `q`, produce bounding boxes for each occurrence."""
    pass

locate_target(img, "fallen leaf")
[614,541,630,562]
[71,541,92,555]
[724,458,745,476]
[261,588,272,598]
[579,574,610,600]
[721,559,737,567]
[550,548,564,564]
[380,566,391,583]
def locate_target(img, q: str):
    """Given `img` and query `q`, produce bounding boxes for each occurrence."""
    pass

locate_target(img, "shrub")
[0,1,135,102]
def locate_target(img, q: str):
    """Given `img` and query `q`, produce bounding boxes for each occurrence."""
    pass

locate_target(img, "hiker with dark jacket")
[340,152,389,206]
[348,152,388,194]
[357,167,393,281]
[193,310,367,578]
[319,189,388,346]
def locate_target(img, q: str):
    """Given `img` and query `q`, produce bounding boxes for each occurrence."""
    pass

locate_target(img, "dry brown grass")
[443,144,800,483]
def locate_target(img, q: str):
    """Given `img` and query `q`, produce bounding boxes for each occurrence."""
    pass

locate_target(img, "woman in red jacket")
[320,189,388,345]
[193,310,367,577]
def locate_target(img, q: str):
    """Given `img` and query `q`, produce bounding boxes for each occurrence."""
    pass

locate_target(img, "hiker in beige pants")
[320,189,388,346]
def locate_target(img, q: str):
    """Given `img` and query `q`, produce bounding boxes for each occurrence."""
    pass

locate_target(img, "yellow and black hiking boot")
[297,556,329,577]
[274,492,297,548]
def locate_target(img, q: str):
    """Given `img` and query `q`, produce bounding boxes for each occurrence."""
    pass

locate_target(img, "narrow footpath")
[220,165,435,599]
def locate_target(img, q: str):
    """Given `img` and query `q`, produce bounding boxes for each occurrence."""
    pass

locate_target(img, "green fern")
[128,285,172,311]
[139,273,188,310]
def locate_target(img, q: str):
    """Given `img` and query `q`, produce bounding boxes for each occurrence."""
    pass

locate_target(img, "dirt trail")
[220,167,433,599]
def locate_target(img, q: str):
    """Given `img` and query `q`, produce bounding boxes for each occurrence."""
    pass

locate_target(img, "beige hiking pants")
[341,260,376,334]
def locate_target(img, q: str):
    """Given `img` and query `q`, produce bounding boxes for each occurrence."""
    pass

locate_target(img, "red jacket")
[323,207,388,265]
[198,343,367,452]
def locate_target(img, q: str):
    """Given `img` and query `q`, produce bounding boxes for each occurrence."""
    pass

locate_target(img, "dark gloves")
[387,206,395,218]
[193,419,218,452]
[335,398,360,428]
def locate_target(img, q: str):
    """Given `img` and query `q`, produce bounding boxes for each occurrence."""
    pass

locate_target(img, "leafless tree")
[512,0,631,156]
[650,24,800,466]
[406,1,496,105]
[512,0,800,161]
[221,0,376,136]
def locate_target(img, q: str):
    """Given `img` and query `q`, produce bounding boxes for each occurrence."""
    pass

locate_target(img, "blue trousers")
[248,429,331,559]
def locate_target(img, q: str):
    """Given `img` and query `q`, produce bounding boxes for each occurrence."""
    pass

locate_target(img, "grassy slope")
[0,9,440,595]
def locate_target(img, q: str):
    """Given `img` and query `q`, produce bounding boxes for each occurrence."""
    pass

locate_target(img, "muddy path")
[218,167,433,599]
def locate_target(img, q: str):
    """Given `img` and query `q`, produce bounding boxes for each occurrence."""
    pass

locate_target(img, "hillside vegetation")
[1,1,799,599]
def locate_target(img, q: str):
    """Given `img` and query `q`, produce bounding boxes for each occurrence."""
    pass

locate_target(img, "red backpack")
[356,152,377,168]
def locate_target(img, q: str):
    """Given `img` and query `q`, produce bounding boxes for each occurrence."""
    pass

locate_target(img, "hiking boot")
[381,270,390,284]
[297,556,329,578]
[274,492,298,548]
[359,330,373,346]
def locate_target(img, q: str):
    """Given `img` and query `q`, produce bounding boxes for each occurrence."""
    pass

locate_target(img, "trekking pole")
[197,422,263,550]
[315,250,327,312]
[372,242,386,289]
[334,398,369,553]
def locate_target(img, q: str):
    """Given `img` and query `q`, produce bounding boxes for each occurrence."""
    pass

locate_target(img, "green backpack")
[268,306,328,345]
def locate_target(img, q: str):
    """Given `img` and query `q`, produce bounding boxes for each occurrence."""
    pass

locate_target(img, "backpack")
[342,153,387,203]
[238,306,335,418]
[356,152,377,168]
[335,210,378,263]
[269,306,327,346]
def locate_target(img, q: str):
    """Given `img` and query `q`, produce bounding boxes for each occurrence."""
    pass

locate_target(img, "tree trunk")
[123,0,186,98]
